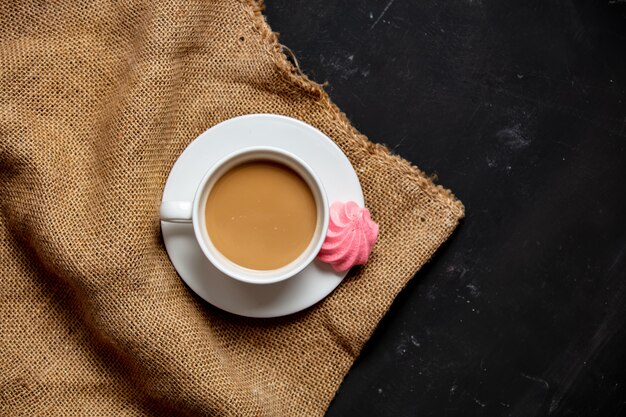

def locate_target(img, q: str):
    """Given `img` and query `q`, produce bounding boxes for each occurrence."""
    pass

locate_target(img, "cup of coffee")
[160,146,329,284]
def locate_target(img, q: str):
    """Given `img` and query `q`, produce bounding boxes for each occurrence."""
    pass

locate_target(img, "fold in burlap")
[0,1,464,415]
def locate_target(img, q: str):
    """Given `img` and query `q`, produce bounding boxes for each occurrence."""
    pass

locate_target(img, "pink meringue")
[317,201,379,272]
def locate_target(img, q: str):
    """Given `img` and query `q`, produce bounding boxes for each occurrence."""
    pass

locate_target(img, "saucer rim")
[160,114,363,317]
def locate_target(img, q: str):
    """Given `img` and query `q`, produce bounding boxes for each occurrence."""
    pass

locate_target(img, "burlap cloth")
[0,0,464,415]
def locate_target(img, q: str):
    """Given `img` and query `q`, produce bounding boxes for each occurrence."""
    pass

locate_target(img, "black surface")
[265,1,626,416]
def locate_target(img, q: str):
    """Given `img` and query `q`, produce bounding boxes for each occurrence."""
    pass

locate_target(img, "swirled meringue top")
[317,201,379,272]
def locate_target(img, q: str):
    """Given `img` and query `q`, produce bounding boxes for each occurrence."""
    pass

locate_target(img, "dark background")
[265,1,626,416]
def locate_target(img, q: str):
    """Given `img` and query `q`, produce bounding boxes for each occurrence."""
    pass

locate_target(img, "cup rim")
[191,146,329,285]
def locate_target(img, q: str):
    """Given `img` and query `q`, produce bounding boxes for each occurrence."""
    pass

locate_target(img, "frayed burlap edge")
[241,0,465,220]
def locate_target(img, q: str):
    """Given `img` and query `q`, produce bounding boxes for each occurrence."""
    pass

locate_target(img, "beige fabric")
[0,0,464,415]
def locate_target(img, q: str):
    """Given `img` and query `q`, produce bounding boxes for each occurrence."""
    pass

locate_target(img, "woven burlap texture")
[0,0,464,415]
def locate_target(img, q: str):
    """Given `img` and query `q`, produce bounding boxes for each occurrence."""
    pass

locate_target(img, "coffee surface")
[205,161,317,270]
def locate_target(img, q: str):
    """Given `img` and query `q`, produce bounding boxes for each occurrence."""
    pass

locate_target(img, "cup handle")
[160,201,192,223]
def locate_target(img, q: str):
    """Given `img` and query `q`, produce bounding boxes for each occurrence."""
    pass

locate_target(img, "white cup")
[160,146,329,285]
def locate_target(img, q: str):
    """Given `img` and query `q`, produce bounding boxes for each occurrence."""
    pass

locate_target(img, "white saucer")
[161,114,364,318]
